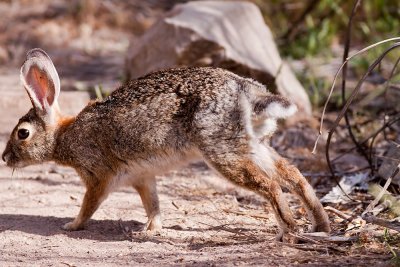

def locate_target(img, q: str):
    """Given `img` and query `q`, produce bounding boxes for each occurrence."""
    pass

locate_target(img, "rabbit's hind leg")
[274,159,331,233]
[201,147,298,242]
[133,175,162,231]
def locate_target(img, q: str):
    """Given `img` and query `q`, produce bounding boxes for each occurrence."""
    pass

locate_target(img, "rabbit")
[2,48,330,241]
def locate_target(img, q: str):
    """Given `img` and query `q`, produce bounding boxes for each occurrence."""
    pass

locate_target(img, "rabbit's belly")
[113,147,202,187]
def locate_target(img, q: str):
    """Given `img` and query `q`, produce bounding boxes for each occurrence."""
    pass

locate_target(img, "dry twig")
[312,37,400,154]
[280,242,347,253]
[363,163,400,216]
[222,208,270,220]
[325,206,351,220]
[362,215,400,232]
[302,232,357,243]
[340,0,372,169]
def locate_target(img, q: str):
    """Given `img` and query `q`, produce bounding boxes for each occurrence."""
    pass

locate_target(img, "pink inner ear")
[27,66,55,109]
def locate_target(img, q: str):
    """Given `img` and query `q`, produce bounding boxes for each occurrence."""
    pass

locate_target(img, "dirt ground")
[0,1,397,266]
[0,148,392,267]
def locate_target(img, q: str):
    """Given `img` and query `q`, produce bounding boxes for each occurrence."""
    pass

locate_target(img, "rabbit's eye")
[17,128,30,140]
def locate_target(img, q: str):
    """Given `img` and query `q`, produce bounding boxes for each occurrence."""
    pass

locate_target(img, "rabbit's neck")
[52,115,77,165]
[57,116,76,128]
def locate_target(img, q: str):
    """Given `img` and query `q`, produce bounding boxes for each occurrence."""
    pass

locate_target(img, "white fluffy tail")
[237,79,297,138]
[253,94,297,119]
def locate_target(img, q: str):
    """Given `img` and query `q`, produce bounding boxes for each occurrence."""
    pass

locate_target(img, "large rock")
[125,1,312,116]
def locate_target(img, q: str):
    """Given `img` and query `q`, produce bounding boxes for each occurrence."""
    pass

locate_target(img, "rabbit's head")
[2,48,62,168]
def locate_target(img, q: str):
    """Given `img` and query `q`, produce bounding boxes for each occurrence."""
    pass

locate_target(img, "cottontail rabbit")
[2,48,330,241]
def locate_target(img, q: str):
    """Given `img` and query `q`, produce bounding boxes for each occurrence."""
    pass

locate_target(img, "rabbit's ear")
[20,48,60,117]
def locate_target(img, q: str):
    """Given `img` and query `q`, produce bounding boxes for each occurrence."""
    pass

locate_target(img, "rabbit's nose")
[2,151,7,162]
[2,144,11,162]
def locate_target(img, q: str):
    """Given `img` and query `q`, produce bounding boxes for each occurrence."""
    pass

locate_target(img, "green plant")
[255,0,399,58]
[383,228,400,264]
[93,84,109,100]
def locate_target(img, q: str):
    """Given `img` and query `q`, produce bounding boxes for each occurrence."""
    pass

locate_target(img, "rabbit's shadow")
[0,214,264,246]
[0,214,144,241]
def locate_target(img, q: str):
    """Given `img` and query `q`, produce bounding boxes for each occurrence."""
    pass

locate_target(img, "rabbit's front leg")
[63,178,110,231]
[134,176,162,231]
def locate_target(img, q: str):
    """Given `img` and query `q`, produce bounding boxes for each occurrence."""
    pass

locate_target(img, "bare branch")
[312,37,400,154]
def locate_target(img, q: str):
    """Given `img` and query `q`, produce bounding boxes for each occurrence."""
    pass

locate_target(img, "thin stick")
[171,201,180,210]
[331,116,400,163]
[302,232,357,243]
[340,0,372,169]
[362,163,400,216]
[222,209,270,220]
[324,206,351,220]
[363,215,400,232]
[280,242,346,253]
[288,233,321,244]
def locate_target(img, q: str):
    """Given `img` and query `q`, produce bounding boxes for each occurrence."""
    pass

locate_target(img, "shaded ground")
[0,1,397,266]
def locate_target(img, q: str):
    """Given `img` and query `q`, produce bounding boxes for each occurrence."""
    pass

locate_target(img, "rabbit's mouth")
[2,150,28,168]
[3,157,29,168]
[7,161,28,168]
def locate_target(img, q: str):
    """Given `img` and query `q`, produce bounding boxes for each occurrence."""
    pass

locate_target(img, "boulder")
[125,1,312,116]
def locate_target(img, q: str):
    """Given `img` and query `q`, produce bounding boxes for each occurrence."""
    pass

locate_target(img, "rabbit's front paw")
[62,221,84,231]
[144,215,162,231]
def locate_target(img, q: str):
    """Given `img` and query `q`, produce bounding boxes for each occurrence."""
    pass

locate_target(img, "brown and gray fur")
[2,48,330,241]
